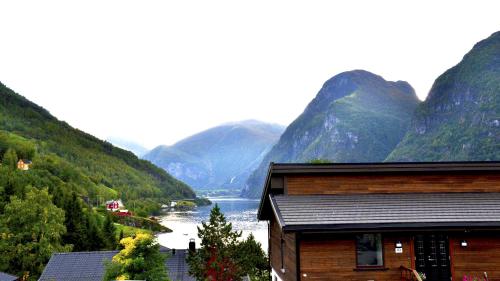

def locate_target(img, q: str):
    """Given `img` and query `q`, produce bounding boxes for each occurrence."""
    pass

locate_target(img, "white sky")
[0,1,498,148]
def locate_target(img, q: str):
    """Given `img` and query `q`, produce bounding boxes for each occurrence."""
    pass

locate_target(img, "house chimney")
[189,238,196,252]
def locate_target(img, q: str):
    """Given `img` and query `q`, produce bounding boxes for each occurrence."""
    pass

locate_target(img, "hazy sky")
[0,1,498,148]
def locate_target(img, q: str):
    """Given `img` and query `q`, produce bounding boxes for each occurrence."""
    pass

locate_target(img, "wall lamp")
[395,241,403,248]
[461,240,468,247]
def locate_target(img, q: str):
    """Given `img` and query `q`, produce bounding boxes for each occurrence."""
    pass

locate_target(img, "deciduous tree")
[104,232,168,281]
[0,187,70,280]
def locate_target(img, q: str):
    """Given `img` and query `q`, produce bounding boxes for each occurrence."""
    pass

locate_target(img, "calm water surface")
[157,198,268,250]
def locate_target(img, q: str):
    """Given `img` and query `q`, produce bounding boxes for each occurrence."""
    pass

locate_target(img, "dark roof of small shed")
[270,192,500,231]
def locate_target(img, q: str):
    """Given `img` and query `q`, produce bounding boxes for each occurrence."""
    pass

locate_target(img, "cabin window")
[355,234,383,267]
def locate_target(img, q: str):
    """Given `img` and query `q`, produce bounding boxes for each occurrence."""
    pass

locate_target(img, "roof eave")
[257,162,275,220]
[283,221,500,233]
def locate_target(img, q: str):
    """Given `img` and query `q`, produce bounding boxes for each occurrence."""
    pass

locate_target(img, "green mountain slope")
[0,82,196,213]
[242,70,420,198]
[144,120,284,191]
[387,31,500,161]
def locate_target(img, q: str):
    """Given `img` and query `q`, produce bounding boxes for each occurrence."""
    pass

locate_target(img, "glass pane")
[356,234,383,266]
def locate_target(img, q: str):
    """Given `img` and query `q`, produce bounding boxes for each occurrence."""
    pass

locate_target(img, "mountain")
[0,82,196,214]
[386,31,500,161]
[106,137,149,157]
[241,70,420,198]
[143,120,285,191]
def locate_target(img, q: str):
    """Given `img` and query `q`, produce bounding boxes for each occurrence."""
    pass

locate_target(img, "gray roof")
[165,249,195,281]
[258,162,500,220]
[0,272,18,281]
[39,248,195,281]
[271,193,500,231]
[38,251,118,281]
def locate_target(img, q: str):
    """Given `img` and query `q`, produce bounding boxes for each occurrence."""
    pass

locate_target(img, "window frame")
[354,233,385,269]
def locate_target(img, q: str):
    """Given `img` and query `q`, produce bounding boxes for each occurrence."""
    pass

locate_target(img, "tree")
[2,148,18,170]
[62,192,87,251]
[0,187,71,280]
[84,212,105,251]
[187,205,270,281]
[102,212,118,249]
[187,204,242,281]
[235,234,269,281]
[103,232,168,281]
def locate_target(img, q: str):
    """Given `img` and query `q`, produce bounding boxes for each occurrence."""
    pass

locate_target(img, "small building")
[16,159,31,170]
[258,162,500,281]
[105,199,124,211]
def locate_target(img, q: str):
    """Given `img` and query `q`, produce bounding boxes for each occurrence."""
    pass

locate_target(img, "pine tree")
[187,205,270,281]
[187,204,242,281]
[102,212,117,249]
[235,234,269,280]
[84,213,105,251]
[62,192,88,251]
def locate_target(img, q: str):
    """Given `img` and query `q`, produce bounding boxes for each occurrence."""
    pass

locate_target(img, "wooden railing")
[400,266,423,281]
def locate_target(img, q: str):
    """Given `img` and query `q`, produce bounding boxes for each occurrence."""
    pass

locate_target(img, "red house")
[106,201,119,210]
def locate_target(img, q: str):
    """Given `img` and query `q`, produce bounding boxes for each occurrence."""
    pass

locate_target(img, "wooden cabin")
[16,159,31,170]
[257,162,500,281]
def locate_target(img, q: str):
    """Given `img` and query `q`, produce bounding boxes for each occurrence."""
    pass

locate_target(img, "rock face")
[241,70,420,198]
[143,120,284,190]
[387,31,500,162]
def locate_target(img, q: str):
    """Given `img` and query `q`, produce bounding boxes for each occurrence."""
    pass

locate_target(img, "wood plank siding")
[270,219,297,281]
[300,234,413,281]
[286,174,500,195]
[450,236,500,281]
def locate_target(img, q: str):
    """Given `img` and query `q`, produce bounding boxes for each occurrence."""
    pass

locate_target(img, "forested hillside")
[0,82,198,279]
[0,82,195,204]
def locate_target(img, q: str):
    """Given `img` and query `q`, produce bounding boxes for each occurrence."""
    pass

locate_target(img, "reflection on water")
[157,198,268,251]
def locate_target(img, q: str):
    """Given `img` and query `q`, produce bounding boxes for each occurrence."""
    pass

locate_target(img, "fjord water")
[157,198,268,250]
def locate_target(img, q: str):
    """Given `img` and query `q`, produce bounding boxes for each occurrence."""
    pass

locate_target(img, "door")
[414,234,451,281]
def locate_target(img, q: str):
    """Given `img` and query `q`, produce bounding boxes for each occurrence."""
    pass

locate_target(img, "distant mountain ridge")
[143,120,285,191]
[242,70,420,198]
[107,137,149,157]
[387,31,500,161]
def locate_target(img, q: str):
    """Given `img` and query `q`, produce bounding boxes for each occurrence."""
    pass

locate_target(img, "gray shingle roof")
[39,248,196,281]
[165,249,195,281]
[271,193,500,231]
[0,272,18,281]
[38,251,118,281]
